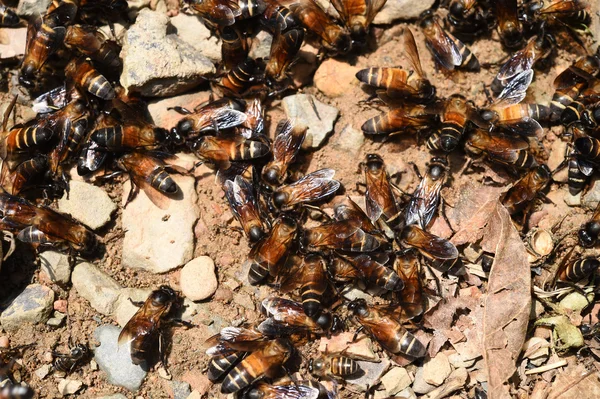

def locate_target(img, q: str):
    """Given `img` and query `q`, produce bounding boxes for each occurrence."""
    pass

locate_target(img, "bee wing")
[272,120,306,164]
[553,66,595,90]
[259,297,315,333]
[423,20,462,70]
[404,177,442,229]
[403,27,426,78]
[209,109,248,133]
[117,309,147,347]
[496,46,534,82]
[275,254,303,292]
[578,158,596,176]
[279,168,340,207]
[364,0,387,24]
[498,117,543,137]
[540,0,585,14]
[223,175,261,223]
[204,327,267,355]
[265,384,320,399]
[401,225,458,260]
[494,69,534,107]
[330,0,350,24]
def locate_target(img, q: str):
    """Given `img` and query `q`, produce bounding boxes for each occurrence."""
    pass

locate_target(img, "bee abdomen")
[92,127,122,150]
[83,70,115,100]
[221,362,255,393]
[208,353,243,381]
[398,329,426,358]
[248,260,269,285]
[147,168,178,194]
[331,356,358,376]
[560,257,600,281]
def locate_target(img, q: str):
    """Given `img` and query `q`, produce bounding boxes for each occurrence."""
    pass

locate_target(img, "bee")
[220,26,249,71]
[330,255,363,284]
[242,380,321,399]
[214,58,262,97]
[465,128,538,170]
[330,0,387,46]
[258,297,343,336]
[574,136,600,163]
[265,27,304,83]
[481,103,551,137]
[333,197,387,237]
[502,165,551,215]
[361,154,402,228]
[116,151,183,209]
[393,252,425,320]
[65,58,116,100]
[558,257,600,282]
[279,0,352,53]
[118,286,178,365]
[304,219,388,252]
[170,97,247,140]
[193,135,270,169]
[356,28,435,103]
[419,10,479,71]
[0,347,34,399]
[491,34,554,105]
[347,298,427,358]
[77,0,128,24]
[2,155,48,195]
[403,157,447,230]
[446,0,489,36]
[272,168,340,212]
[581,106,600,129]
[0,4,19,27]
[578,203,600,247]
[246,215,298,285]
[527,0,590,29]
[223,175,268,243]
[53,344,89,373]
[495,0,523,48]
[185,0,242,26]
[565,130,595,194]
[340,254,404,291]
[260,0,298,33]
[308,351,360,380]
[64,25,121,68]
[208,353,244,381]
[398,224,459,266]
[360,105,434,136]
[261,120,306,188]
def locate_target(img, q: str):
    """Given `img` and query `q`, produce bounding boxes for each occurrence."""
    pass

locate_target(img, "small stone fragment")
[528,229,554,257]
[35,364,51,380]
[94,325,147,391]
[319,332,379,362]
[169,13,221,63]
[233,292,255,311]
[412,366,436,394]
[113,288,152,327]
[16,0,52,16]
[583,178,600,209]
[422,367,468,399]
[381,367,412,395]
[58,379,83,396]
[171,381,192,399]
[334,125,365,154]
[46,311,66,327]
[186,391,201,399]
[564,191,581,207]
[39,251,72,285]
[249,30,273,60]
[180,256,218,301]
[423,352,452,386]
[72,263,122,315]
[0,284,54,331]
[282,94,339,149]
[522,337,550,367]
[314,59,360,98]
[0,336,8,348]
[0,28,27,59]
[348,359,390,392]
[58,181,117,229]
[96,395,127,399]
[373,0,436,24]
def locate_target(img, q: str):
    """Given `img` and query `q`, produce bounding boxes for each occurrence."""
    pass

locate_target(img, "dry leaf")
[546,364,600,399]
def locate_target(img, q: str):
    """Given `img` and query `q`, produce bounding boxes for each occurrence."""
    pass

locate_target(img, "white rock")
[564,190,581,207]
[381,367,412,395]
[423,352,452,386]
[547,140,567,182]
[0,284,54,331]
[249,30,273,60]
[169,13,221,64]
[122,175,198,273]
[334,124,364,154]
[396,387,417,399]
[35,364,52,380]
[282,94,339,149]
[348,359,390,392]
[412,367,436,394]
[72,263,122,315]
[373,0,436,24]
[58,181,117,229]
[16,0,52,16]
[58,379,83,396]
[319,332,379,362]
[39,251,72,285]
[120,9,215,97]
[113,288,152,327]
[0,28,27,59]
[180,256,218,301]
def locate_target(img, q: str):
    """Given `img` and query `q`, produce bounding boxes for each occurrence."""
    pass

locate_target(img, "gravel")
[0,284,54,332]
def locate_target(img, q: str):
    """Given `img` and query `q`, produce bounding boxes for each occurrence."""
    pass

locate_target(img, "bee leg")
[128,298,144,307]
[167,106,192,115]
[2,230,15,260]
[440,197,455,234]
[355,181,366,194]
[349,326,365,344]
[168,318,194,329]
[124,181,140,209]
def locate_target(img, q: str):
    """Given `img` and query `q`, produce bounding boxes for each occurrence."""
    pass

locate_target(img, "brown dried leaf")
[546,364,600,399]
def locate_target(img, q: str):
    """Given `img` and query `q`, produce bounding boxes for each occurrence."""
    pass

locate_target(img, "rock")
[412,366,436,394]
[233,292,255,311]
[591,0,600,53]
[381,367,412,395]
[122,175,198,273]
[333,124,364,154]
[341,287,373,302]
[180,256,218,301]
[58,379,83,396]
[58,181,117,229]
[54,299,68,313]
[319,332,379,362]
[170,381,192,399]
[282,94,339,149]
[348,359,390,392]
[35,364,51,380]
[583,178,600,209]
[72,263,122,315]
[169,13,221,63]
[0,336,8,348]
[39,251,72,285]
[46,311,66,327]
[181,370,211,394]
[548,140,567,183]
[564,191,581,207]
[96,395,127,399]
[314,59,360,98]
[147,91,211,130]
[0,284,54,331]
[249,30,273,60]
[373,0,435,24]
[120,9,215,97]
[396,387,417,399]
[94,325,147,391]
[423,352,452,386]
[422,367,468,399]
[113,288,152,327]
[16,0,52,16]
[186,391,201,399]
[0,28,27,58]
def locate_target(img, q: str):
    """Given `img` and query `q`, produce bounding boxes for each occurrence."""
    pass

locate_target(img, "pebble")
[233,292,255,311]
[282,94,339,149]
[96,395,127,399]
[57,379,84,396]
[396,387,418,399]
[169,13,221,63]
[249,30,273,60]
[71,263,122,315]
[0,28,27,58]
[39,251,72,285]
[564,191,581,207]
[34,364,51,380]
[170,381,192,399]
[314,59,360,98]
[180,256,218,301]
[341,286,373,302]
[373,0,436,24]
[120,9,215,97]
[319,332,379,362]
[582,178,600,209]
[186,391,201,399]
[423,352,452,386]
[122,175,198,273]
[349,359,390,392]
[181,370,211,394]
[333,124,365,154]
[412,366,436,394]
[16,0,52,16]
[113,288,152,327]
[0,336,8,348]
[547,140,567,183]
[54,300,68,313]
[0,284,54,332]
[422,367,468,399]
[147,92,211,130]
[94,325,147,391]
[46,311,66,327]
[522,337,550,367]
[381,367,412,395]
[58,181,117,229]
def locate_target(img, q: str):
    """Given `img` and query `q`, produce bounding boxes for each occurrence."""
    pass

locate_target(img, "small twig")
[525,360,568,375]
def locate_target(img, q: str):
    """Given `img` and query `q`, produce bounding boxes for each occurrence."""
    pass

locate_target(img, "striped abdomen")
[330,356,359,376]
[559,257,599,281]
[575,137,600,161]
[394,327,427,357]
[147,167,177,194]
[355,67,409,90]
[551,84,584,118]
[453,37,479,70]
[219,58,256,95]
[11,156,48,195]
[5,126,53,153]
[208,352,243,381]
[300,256,327,318]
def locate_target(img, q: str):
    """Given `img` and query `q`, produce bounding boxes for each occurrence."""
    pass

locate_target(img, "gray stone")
[373,0,436,24]
[282,94,339,149]
[180,256,218,301]
[94,325,147,391]
[169,13,221,64]
[412,366,436,394]
[96,395,127,399]
[58,379,84,395]
[113,288,152,327]
[0,284,54,331]
[34,364,51,380]
[72,263,122,315]
[122,176,198,273]
[249,30,273,60]
[348,359,390,392]
[58,181,117,229]
[46,311,66,327]
[334,125,364,154]
[16,0,52,16]
[583,178,600,209]
[381,367,412,396]
[171,381,192,399]
[39,251,72,285]
[120,9,215,97]
[396,387,417,399]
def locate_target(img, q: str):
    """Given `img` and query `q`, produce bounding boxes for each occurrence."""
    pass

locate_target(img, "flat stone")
[341,287,373,302]
[122,175,198,273]
[548,140,567,183]
[46,311,66,327]
[412,366,436,394]
[348,359,390,392]
[72,263,122,315]
[39,251,72,285]
[319,332,379,362]
[396,387,417,399]
[16,0,52,16]
[334,124,365,154]
[233,292,255,311]
[381,367,412,395]
[373,0,436,24]
[249,30,273,60]
[564,191,581,207]
[120,9,215,97]
[180,256,218,301]
[314,59,360,98]
[170,381,192,399]
[96,395,127,399]
[583,178,600,209]
[169,13,221,64]
[1,284,54,331]
[423,352,452,386]
[94,325,147,391]
[113,288,152,327]
[58,181,117,229]
[186,391,201,399]
[35,364,52,380]
[282,94,339,149]
[147,92,211,130]
[58,379,83,396]
[0,27,27,58]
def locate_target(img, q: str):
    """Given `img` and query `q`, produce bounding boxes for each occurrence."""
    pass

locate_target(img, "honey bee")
[208,353,244,381]
[330,255,363,284]
[118,286,179,365]
[360,105,434,136]
[193,135,270,170]
[185,0,242,26]
[52,344,89,373]
[420,10,479,71]
[333,197,387,236]
[403,157,447,230]
[214,58,263,97]
[393,252,425,320]
[260,0,298,33]
[481,103,551,137]
[242,380,321,399]
[347,298,427,358]
[465,128,538,170]
[502,164,551,215]
[261,120,306,188]
[65,58,116,100]
[223,175,269,243]
[170,97,247,140]
[574,136,600,163]
[246,215,298,285]
[220,26,249,71]
[527,0,590,29]
[0,4,19,27]
[558,257,600,282]
[578,203,600,247]
[339,254,404,291]
[398,224,459,267]
[304,219,388,252]
[272,168,340,212]
[361,154,402,228]
[1,155,48,195]
[446,0,489,36]
[265,27,304,82]
[495,0,523,48]
[259,297,343,336]
[330,0,386,46]
[64,24,122,68]
[0,347,34,399]
[356,28,435,103]
[309,351,360,380]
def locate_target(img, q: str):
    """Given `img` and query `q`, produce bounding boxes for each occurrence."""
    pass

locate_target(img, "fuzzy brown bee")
[465,128,538,170]
[265,27,304,82]
[185,0,243,26]
[261,120,306,188]
[243,380,321,399]
[220,26,249,71]
[64,24,122,68]
[361,105,434,136]
[223,175,268,243]
[194,135,270,170]
[495,0,523,48]
[304,219,387,253]
[393,252,425,320]
[1,155,48,196]
[214,58,262,97]
[398,224,459,266]
[403,157,447,230]
[170,97,247,140]
[502,164,551,215]
[65,58,116,100]
[482,103,551,137]
[308,352,360,380]
[272,168,340,211]
[340,254,404,291]
[330,0,386,46]
[361,154,402,228]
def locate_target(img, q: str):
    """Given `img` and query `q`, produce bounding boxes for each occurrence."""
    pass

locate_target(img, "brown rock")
[314,59,360,98]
